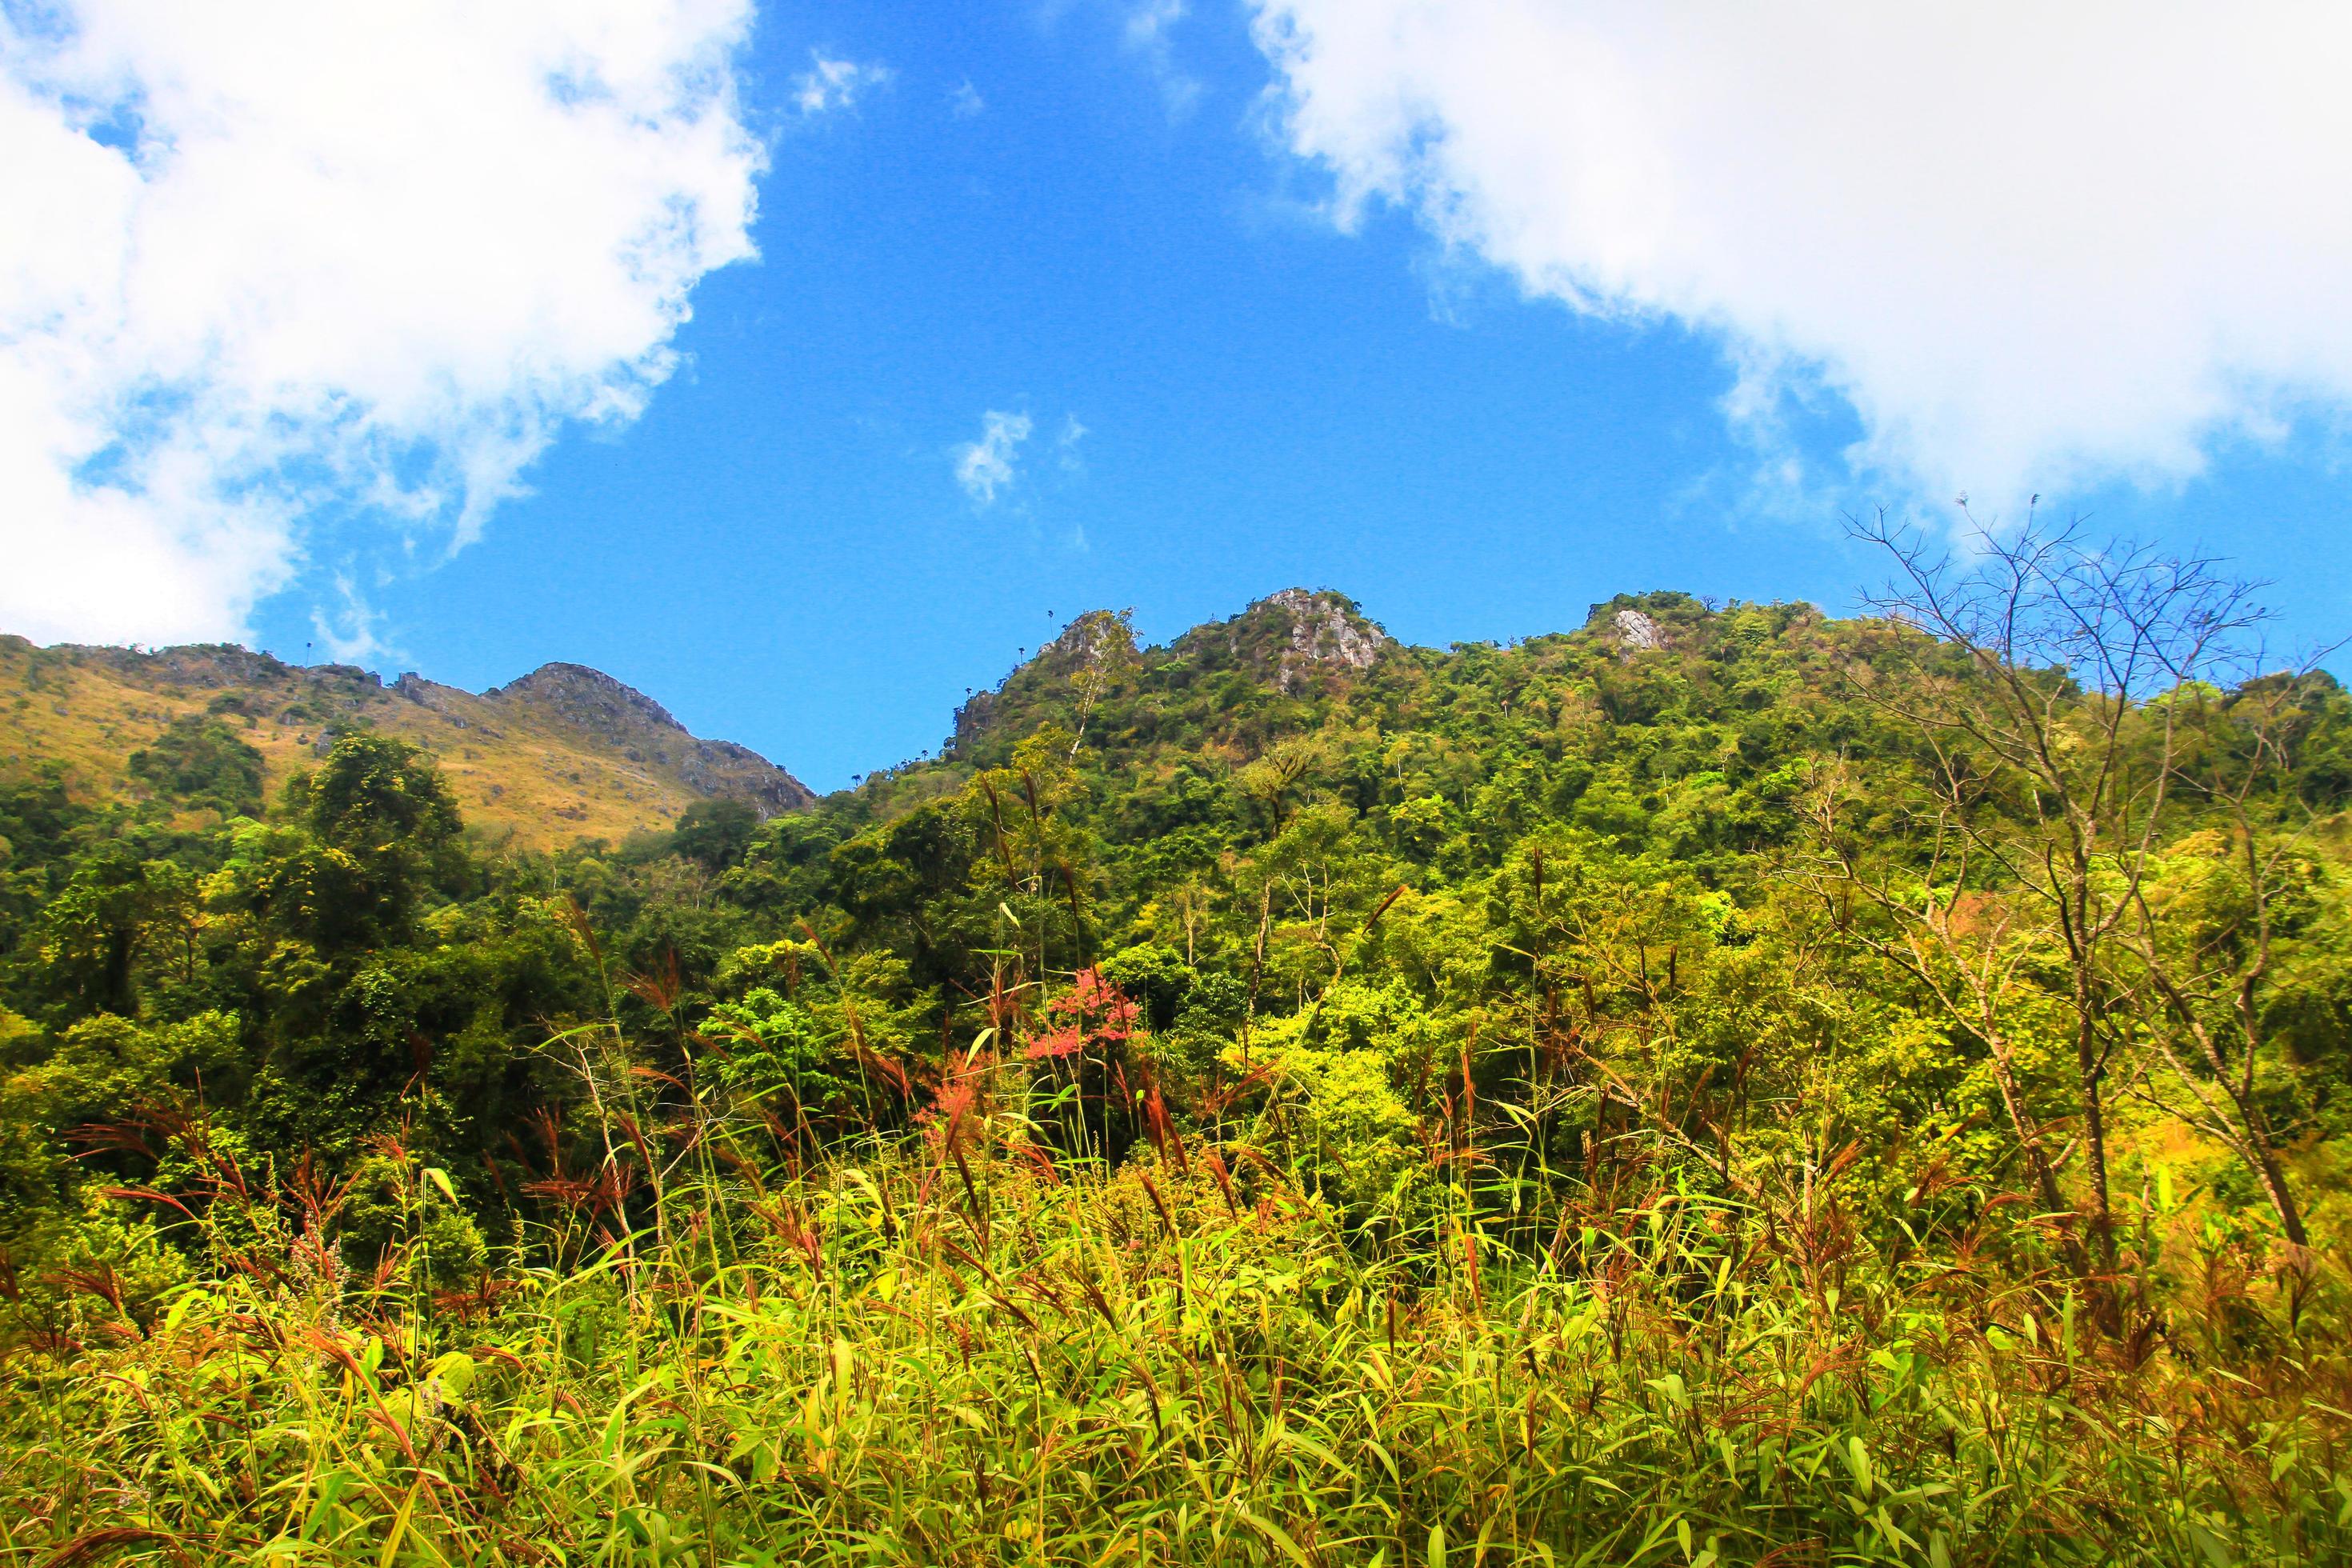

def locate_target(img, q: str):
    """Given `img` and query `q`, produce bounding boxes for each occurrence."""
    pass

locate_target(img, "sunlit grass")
[5,1113,2344,1566]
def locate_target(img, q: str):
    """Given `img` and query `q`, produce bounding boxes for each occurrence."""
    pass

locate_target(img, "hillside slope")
[0,636,810,846]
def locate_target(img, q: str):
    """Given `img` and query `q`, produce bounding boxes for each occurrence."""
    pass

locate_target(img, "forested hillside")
[2,531,2350,1565]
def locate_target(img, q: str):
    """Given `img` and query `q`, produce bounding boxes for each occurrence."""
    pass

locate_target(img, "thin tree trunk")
[2205,1042,2308,1251]
[1984,1030,2088,1279]
[2139,954,2311,1253]
[2247,1134,2310,1254]
[2074,1014,2120,1320]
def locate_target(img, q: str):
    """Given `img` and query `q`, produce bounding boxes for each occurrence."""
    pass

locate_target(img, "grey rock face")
[951,590,1392,754]
[952,687,998,744]
[1613,609,1667,653]
[1252,588,1391,693]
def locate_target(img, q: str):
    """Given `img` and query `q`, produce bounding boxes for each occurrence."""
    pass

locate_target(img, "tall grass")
[2,1067,2346,1568]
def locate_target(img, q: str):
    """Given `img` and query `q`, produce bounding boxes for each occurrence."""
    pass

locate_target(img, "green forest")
[3,526,2350,1566]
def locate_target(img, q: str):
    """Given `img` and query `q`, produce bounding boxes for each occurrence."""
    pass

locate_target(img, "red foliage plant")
[1022,968,1140,1062]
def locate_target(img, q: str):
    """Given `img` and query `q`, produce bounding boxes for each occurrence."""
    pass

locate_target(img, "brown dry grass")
[0,642,706,850]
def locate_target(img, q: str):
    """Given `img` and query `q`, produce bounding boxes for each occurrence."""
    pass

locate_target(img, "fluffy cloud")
[0,0,762,648]
[1251,2,2352,509]
[954,410,1034,506]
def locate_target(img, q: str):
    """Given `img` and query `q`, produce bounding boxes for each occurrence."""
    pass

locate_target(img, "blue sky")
[11,3,2350,793]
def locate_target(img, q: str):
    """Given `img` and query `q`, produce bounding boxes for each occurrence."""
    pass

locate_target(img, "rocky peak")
[484,662,814,816]
[1240,588,1391,694]
[1038,608,1138,672]
[489,662,690,738]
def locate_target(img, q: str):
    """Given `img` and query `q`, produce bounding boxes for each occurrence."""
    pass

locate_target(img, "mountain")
[0,636,810,847]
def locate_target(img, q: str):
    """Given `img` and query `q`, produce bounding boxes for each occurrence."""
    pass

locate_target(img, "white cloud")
[312,574,388,665]
[949,79,986,119]
[1125,0,1203,118]
[1056,414,1090,473]
[954,410,1034,506]
[792,51,892,116]
[1126,0,1187,50]
[0,0,762,647]
[1250,2,2352,510]
[950,409,1034,505]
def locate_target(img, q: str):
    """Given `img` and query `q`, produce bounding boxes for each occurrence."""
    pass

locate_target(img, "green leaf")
[2186,1519,2236,1568]
[1234,1508,1315,1568]
[427,1350,475,1402]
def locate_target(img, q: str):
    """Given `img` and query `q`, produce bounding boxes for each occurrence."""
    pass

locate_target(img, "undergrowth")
[2,1102,2345,1567]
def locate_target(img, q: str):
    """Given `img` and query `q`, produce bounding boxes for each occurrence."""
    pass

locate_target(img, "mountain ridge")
[0,635,811,846]
[3,585,1831,847]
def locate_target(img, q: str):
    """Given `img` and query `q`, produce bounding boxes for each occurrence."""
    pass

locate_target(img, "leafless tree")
[1833,506,2277,1306]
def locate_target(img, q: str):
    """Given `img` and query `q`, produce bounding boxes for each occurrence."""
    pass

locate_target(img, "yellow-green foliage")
[1228,1009,1432,1224]
[2,1142,2346,1566]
